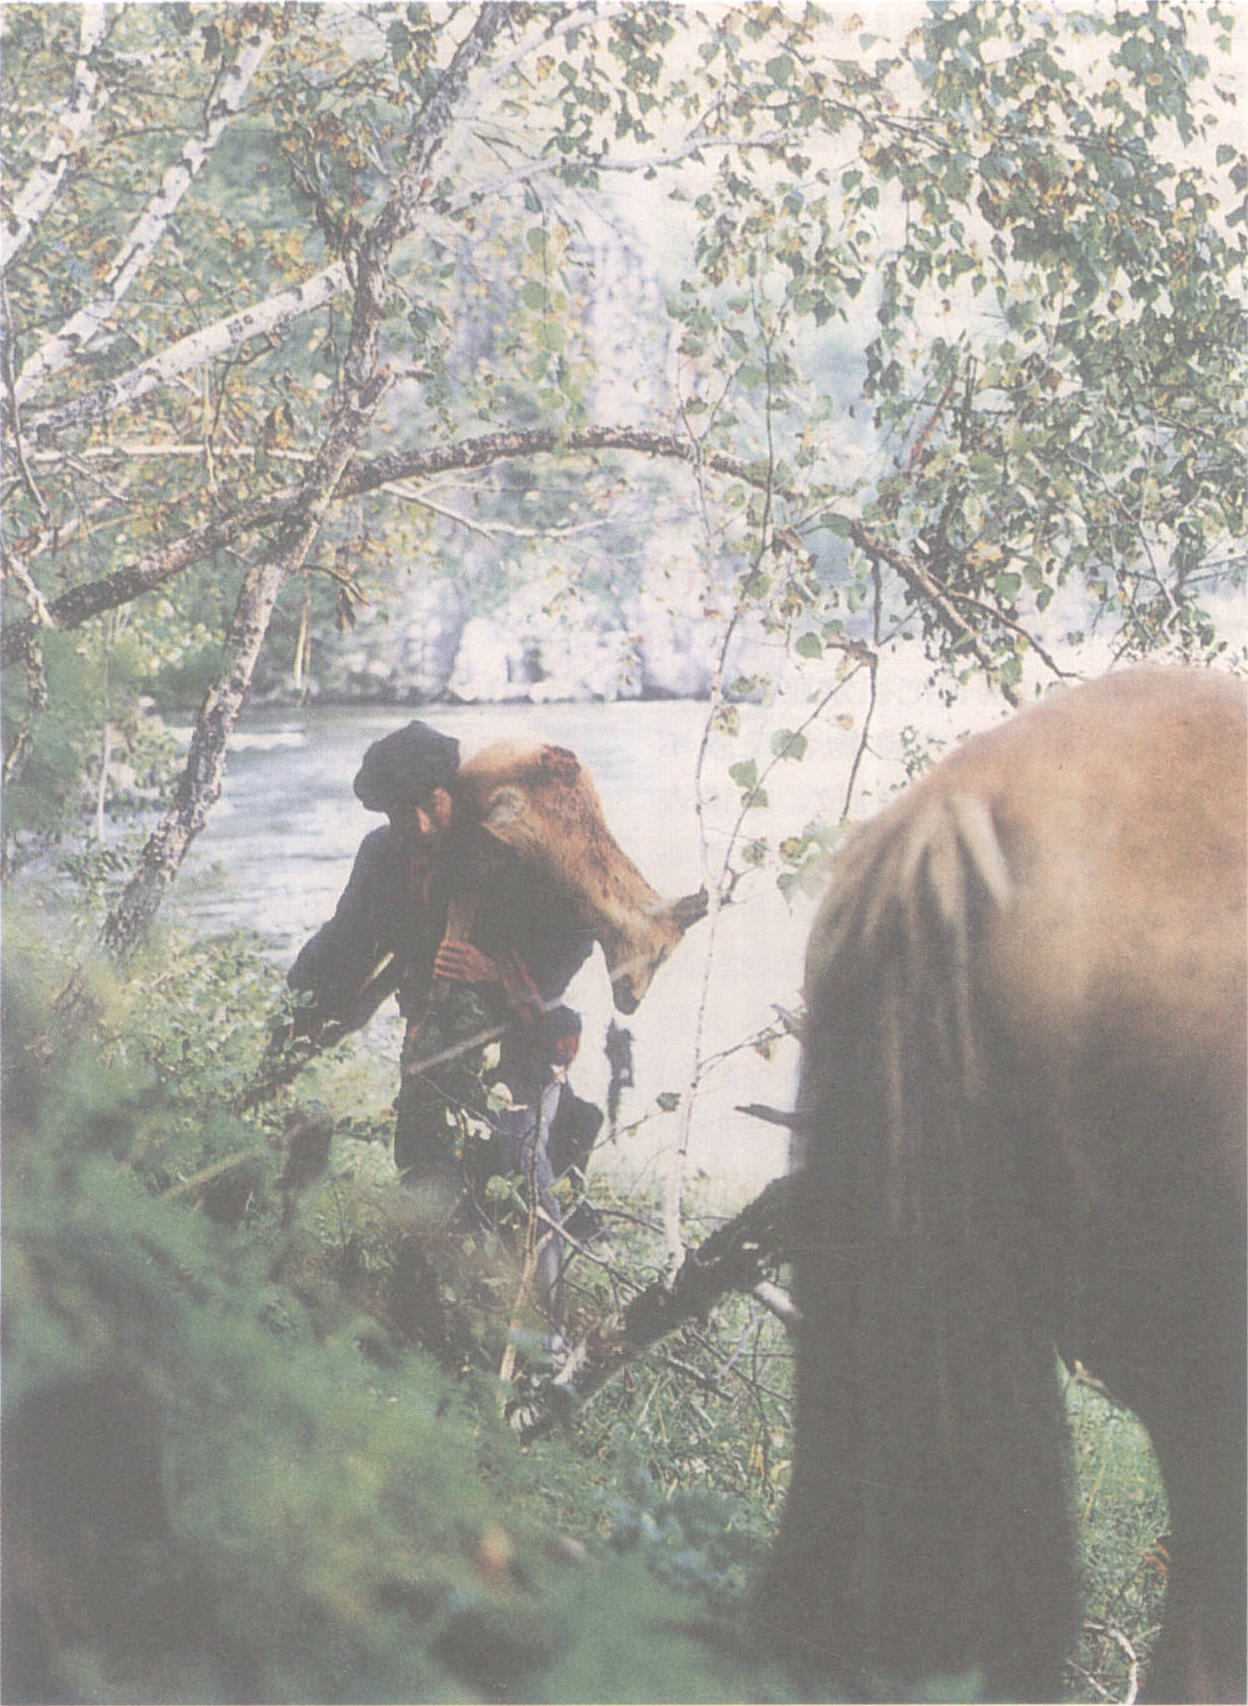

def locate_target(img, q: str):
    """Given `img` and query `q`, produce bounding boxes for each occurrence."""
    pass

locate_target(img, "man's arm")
[285,828,401,1042]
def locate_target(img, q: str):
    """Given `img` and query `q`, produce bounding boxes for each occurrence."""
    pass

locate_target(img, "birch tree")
[3,1,1243,989]
[1,3,111,274]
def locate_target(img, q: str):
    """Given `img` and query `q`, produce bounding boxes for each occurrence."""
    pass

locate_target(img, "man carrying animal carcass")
[276,720,603,1336]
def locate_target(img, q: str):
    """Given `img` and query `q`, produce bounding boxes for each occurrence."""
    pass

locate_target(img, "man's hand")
[434,936,543,1026]
[434,938,502,985]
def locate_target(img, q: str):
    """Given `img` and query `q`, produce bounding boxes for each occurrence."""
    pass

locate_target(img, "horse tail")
[758,789,1076,1702]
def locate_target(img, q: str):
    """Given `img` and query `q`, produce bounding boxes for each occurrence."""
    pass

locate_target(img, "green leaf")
[770,729,808,762]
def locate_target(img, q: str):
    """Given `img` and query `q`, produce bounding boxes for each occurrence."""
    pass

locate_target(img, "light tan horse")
[758,668,1246,1702]
[452,740,706,1014]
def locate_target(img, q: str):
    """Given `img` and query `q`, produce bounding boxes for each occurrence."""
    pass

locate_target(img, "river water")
[172,698,833,1190]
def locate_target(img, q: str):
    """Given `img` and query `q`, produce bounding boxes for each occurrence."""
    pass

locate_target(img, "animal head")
[453,741,707,1013]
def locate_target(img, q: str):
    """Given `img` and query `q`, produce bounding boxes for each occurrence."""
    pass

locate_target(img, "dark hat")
[353,721,459,814]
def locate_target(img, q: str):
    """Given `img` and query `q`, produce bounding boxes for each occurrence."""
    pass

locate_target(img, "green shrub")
[0,943,762,1705]
[0,924,1172,1703]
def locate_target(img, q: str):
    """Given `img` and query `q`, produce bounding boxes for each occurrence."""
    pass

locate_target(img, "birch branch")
[14,27,272,403]
[21,263,350,440]
[1,4,110,276]
[63,5,510,991]
[1,489,291,669]
[382,482,608,542]
[1,425,767,669]
[849,521,1023,709]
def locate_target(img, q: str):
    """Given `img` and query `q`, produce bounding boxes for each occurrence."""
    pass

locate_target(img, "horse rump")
[756,668,1247,1704]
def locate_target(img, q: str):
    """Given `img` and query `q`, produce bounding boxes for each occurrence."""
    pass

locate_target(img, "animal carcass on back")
[452,741,706,1014]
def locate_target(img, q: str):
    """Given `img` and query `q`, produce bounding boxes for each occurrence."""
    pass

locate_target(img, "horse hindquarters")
[761,670,1247,1705]
[757,797,1076,1701]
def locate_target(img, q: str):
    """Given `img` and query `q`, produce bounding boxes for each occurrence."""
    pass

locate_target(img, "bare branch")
[2,634,48,790]
[2,280,49,522]
[2,548,56,630]
[1,4,110,275]
[2,424,769,669]
[752,1278,801,1328]
[936,583,1080,681]
[349,422,764,494]
[14,26,273,403]
[1,489,293,669]
[381,480,608,542]
[1081,1620,1141,1706]
[849,521,1023,708]
[509,1171,798,1440]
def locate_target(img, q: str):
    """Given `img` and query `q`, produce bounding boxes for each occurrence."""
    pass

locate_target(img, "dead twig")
[1081,1618,1140,1706]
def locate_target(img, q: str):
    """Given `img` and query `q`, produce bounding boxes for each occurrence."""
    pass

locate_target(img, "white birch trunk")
[2,5,109,275]
[81,8,509,979]
[14,29,272,403]
[24,262,349,439]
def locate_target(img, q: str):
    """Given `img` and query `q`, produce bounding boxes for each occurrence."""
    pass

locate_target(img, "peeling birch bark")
[22,263,349,439]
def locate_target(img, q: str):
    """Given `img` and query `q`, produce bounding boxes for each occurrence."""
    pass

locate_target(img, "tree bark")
[849,521,1023,709]
[2,427,768,670]
[21,263,350,441]
[1,492,294,668]
[1,5,110,276]
[97,555,290,964]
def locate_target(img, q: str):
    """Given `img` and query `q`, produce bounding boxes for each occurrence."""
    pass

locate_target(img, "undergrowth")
[1,917,1171,1704]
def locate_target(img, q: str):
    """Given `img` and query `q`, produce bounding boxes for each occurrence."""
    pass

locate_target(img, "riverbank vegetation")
[5,902,1167,1703]
[2,3,1240,1699]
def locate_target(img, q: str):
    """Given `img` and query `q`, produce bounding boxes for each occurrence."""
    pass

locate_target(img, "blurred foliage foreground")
[1,918,1167,1705]
[0,921,779,1706]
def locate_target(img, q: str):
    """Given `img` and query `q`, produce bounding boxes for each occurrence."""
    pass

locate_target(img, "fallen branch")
[509,1170,799,1439]
[160,1143,269,1203]
[1080,1619,1140,1706]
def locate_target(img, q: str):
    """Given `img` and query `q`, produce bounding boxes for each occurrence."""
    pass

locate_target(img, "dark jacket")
[455,833,595,1008]
[288,825,448,1036]
[288,824,594,1039]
